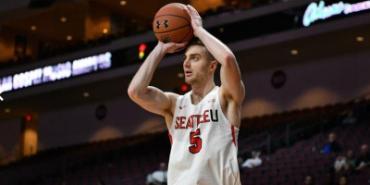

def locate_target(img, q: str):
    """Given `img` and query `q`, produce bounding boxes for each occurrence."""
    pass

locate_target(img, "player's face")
[183,45,214,84]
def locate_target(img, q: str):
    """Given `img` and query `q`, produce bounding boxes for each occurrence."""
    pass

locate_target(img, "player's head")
[159,162,167,170]
[328,132,336,142]
[183,38,217,85]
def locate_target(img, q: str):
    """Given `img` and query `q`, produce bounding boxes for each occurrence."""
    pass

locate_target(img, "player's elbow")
[128,84,150,102]
[224,54,237,65]
[127,85,140,100]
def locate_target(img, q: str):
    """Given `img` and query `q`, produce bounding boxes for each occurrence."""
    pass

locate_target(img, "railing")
[238,98,370,156]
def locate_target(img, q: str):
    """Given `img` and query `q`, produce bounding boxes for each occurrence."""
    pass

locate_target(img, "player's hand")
[185,5,203,36]
[159,41,187,54]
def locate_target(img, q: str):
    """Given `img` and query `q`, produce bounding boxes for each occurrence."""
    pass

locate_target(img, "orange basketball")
[153,3,193,43]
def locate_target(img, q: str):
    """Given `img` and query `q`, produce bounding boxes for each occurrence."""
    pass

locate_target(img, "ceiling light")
[30,25,37,31]
[60,16,67,23]
[66,35,73,41]
[25,114,32,122]
[177,73,184,78]
[83,92,90,98]
[102,28,109,34]
[290,49,299,56]
[4,108,11,113]
[219,27,224,33]
[120,0,127,6]
[356,36,364,42]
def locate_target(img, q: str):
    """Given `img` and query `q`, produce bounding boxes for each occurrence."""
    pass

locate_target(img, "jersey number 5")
[189,129,202,154]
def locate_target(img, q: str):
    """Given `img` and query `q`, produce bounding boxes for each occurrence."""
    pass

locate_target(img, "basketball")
[153,3,193,43]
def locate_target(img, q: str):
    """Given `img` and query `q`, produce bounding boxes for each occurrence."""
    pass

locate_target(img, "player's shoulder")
[164,92,180,100]
[164,92,181,110]
[162,92,181,122]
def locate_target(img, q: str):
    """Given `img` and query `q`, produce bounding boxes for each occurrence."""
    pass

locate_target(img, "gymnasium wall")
[242,50,370,117]
[0,49,369,156]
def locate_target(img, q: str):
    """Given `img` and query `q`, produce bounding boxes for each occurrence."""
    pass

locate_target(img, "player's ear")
[209,60,218,72]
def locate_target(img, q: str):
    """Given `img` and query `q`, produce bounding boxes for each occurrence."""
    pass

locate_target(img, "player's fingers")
[167,42,184,48]
[184,5,191,14]
[185,5,196,17]
[164,43,184,53]
[175,42,187,48]
[187,5,200,17]
[172,42,187,52]
[174,46,185,52]
[174,47,184,52]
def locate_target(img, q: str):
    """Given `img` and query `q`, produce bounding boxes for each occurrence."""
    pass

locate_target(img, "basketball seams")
[154,14,191,24]
[153,3,194,43]
[180,29,192,43]
[153,24,190,34]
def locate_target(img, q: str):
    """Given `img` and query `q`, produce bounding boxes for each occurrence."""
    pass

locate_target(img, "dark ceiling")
[1,21,370,120]
[0,0,189,42]
[0,0,370,120]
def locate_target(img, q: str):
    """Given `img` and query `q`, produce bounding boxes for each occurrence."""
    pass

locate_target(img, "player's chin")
[184,77,194,84]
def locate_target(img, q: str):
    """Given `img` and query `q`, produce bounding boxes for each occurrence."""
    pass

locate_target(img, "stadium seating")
[0,98,369,185]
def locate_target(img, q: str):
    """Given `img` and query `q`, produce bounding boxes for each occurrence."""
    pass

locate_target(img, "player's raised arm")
[185,5,245,102]
[127,42,186,116]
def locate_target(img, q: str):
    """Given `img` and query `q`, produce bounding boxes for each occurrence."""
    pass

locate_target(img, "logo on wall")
[0,52,112,94]
[271,70,287,89]
[303,0,370,27]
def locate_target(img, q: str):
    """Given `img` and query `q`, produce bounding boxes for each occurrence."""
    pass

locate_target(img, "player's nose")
[183,59,191,68]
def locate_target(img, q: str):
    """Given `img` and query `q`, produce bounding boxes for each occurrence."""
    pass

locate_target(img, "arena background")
[0,0,369,184]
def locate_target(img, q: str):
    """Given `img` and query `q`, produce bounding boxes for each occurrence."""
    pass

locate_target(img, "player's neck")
[190,80,216,104]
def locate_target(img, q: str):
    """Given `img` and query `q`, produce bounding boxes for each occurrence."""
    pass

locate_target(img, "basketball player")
[128,5,245,185]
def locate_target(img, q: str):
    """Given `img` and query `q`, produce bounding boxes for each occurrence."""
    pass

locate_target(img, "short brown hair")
[186,38,215,61]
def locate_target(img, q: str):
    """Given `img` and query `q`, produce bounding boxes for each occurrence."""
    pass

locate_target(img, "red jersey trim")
[168,132,173,145]
[231,125,236,146]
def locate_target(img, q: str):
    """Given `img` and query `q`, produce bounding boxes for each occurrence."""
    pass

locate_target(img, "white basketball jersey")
[167,86,241,185]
